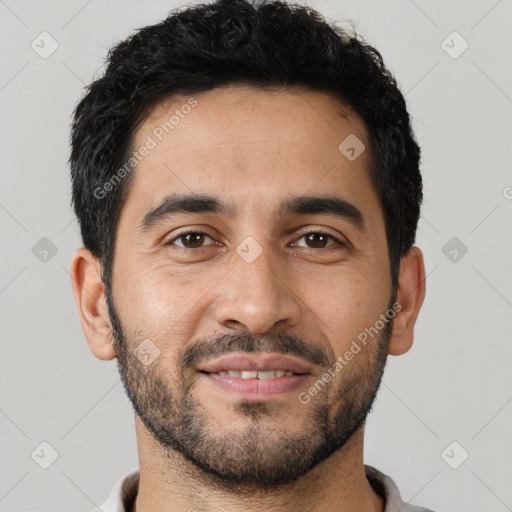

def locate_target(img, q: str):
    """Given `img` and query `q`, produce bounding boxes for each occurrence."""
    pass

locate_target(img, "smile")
[206,370,296,379]
[200,371,310,399]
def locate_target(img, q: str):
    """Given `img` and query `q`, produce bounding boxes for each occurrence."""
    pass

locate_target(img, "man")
[69,0,432,510]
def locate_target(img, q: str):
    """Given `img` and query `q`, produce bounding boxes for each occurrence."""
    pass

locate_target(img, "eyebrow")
[137,193,367,233]
[280,195,365,231]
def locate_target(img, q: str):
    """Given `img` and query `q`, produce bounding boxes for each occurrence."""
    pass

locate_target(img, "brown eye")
[169,231,214,249]
[293,231,344,249]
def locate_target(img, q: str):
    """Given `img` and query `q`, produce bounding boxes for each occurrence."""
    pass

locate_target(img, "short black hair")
[69,0,422,295]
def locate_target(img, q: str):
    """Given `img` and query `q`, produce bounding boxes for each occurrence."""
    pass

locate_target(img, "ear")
[70,247,116,360]
[388,246,426,356]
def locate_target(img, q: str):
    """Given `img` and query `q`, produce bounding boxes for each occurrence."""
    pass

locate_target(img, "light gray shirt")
[94,464,435,512]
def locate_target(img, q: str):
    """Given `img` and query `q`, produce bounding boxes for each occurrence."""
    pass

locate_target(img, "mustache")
[181,331,330,370]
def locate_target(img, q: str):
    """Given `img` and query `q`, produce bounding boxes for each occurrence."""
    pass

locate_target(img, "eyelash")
[167,228,346,250]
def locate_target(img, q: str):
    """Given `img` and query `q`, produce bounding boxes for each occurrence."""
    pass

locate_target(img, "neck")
[131,417,383,512]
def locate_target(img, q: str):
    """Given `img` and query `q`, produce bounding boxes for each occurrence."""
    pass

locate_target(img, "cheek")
[119,266,215,341]
[303,268,390,352]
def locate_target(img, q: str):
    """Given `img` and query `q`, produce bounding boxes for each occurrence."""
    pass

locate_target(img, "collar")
[98,464,434,512]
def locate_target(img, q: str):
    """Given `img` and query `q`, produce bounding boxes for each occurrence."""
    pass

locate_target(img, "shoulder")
[364,464,436,512]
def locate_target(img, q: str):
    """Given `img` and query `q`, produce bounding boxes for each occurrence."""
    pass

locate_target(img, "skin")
[71,84,425,512]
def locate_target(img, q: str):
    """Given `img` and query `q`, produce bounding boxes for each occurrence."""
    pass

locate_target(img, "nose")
[214,246,301,335]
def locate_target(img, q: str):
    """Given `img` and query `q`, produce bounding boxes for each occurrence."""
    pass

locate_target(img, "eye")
[167,230,216,249]
[292,230,345,249]
[166,228,346,251]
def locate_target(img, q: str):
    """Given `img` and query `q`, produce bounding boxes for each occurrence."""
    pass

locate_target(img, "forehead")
[124,84,380,225]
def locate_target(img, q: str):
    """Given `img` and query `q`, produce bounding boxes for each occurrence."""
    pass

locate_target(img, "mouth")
[197,352,314,374]
[197,353,313,399]
[200,369,304,378]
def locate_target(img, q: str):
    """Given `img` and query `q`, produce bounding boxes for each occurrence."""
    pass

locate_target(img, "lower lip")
[200,372,310,399]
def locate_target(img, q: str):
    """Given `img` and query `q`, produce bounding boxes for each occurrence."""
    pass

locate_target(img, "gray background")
[1,0,511,510]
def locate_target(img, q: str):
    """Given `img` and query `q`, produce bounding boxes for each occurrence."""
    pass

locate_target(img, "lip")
[201,372,311,399]
[197,353,314,400]
[197,353,314,374]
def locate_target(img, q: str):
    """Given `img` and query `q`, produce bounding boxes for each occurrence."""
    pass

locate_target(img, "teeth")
[213,370,295,379]
[256,370,276,379]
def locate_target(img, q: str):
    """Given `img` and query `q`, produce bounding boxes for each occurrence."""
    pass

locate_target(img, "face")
[108,85,395,488]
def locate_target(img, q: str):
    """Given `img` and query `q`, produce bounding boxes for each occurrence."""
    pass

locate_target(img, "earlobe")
[70,248,116,361]
[388,246,426,356]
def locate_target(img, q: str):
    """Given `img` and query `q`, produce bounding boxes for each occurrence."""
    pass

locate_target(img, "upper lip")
[198,353,313,374]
